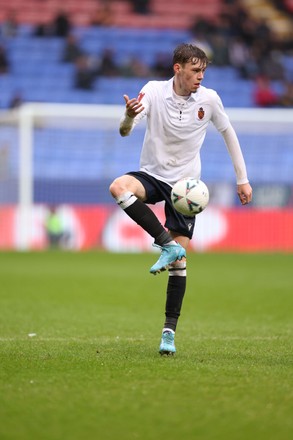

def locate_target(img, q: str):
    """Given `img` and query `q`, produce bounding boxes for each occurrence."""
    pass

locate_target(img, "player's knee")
[109,178,124,198]
[168,258,187,276]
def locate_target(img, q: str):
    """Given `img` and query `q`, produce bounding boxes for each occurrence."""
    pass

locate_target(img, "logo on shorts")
[198,107,205,120]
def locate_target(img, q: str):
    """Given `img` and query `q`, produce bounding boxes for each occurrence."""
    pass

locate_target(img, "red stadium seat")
[0,0,223,29]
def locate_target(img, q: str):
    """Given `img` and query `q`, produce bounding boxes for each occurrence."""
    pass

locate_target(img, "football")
[171,178,209,216]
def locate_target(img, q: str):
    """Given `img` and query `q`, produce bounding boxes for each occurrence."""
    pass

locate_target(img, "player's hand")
[237,182,252,205]
[123,94,144,118]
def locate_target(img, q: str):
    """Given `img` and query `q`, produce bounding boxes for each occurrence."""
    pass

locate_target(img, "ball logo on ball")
[171,178,209,216]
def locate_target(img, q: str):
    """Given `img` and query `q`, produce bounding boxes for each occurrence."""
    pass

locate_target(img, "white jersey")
[126,77,248,186]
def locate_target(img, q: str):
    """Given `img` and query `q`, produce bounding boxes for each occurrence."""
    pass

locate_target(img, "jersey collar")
[166,77,198,102]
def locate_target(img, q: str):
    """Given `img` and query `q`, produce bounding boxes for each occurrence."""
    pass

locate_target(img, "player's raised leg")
[109,175,186,273]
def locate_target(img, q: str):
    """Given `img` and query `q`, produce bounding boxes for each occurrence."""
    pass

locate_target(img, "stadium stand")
[0,0,292,109]
[241,0,292,41]
[0,21,255,108]
[0,0,222,29]
[0,0,292,203]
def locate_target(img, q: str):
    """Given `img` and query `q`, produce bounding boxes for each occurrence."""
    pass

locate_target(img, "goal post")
[0,103,292,251]
[17,103,124,249]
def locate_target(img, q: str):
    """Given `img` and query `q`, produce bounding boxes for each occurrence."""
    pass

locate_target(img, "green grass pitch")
[0,251,292,440]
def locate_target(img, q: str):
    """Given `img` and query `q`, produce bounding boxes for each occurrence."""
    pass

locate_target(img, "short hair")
[173,43,210,68]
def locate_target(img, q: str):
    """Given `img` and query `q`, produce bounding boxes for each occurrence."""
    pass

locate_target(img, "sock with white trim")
[164,277,186,331]
[116,192,173,246]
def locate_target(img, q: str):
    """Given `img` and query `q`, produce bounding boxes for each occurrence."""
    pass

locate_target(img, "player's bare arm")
[119,94,145,137]
[237,182,253,205]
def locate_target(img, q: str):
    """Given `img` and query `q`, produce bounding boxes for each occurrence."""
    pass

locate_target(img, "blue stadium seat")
[0,26,261,109]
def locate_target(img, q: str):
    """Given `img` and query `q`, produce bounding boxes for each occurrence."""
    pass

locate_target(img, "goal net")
[0,103,292,251]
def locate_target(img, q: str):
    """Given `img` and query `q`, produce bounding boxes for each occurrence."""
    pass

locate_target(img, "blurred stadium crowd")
[0,0,293,108]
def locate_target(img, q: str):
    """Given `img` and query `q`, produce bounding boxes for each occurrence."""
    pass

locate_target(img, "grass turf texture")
[0,251,292,440]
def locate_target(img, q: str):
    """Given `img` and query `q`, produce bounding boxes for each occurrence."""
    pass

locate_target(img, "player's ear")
[173,63,181,73]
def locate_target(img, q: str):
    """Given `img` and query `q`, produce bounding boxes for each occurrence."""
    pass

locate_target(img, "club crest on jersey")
[197,107,205,120]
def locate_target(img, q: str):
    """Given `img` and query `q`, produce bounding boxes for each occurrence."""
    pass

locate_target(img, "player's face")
[174,59,206,96]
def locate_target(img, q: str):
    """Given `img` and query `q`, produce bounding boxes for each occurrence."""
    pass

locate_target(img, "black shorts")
[127,171,196,239]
